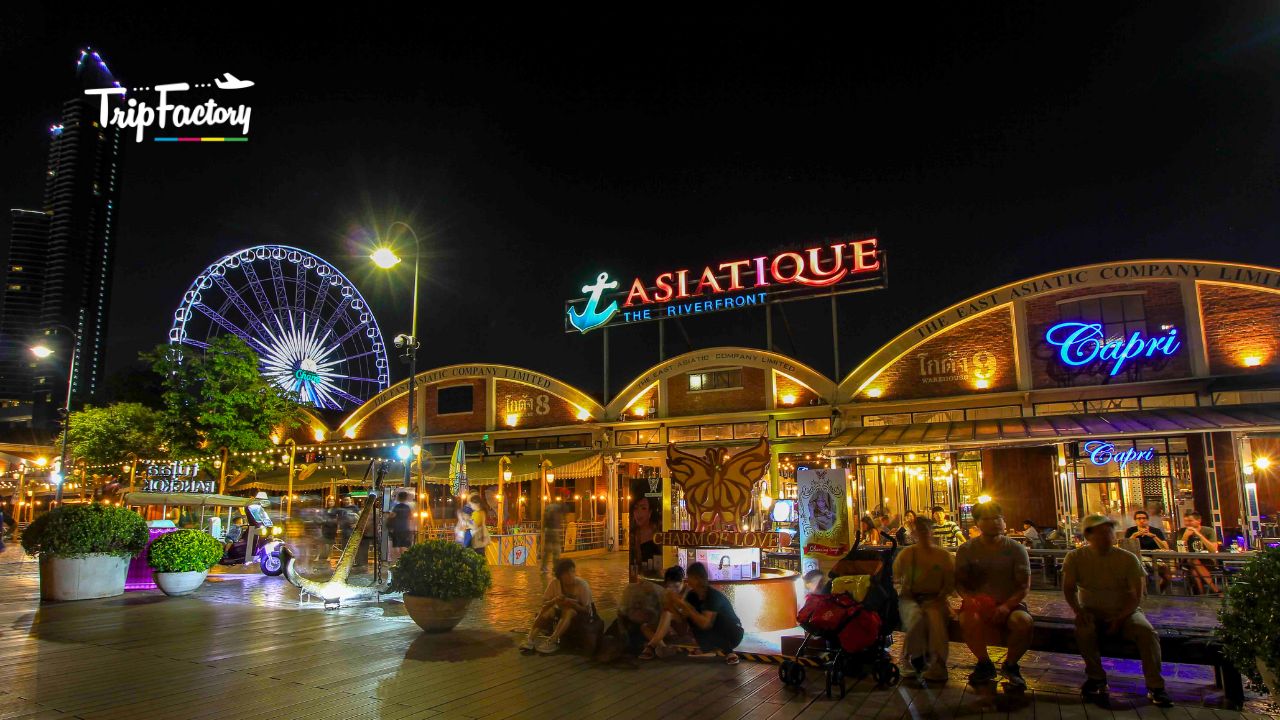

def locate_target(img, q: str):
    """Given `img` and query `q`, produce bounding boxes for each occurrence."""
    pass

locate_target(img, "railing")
[564,520,606,552]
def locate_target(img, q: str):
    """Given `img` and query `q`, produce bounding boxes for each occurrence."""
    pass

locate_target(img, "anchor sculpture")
[284,461,391,607]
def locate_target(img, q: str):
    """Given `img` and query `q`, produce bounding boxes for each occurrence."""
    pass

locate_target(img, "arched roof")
[605,346,836,418]
[837,258,1280,401]
[337,363,606,434]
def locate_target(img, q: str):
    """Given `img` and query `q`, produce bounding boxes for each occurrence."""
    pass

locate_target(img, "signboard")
[565,237,886,333]
[1084,441,1155,471]
[141,462,212,494]
[1044,322,1180,376]
[653,531,791,548]
[797,467,850,575]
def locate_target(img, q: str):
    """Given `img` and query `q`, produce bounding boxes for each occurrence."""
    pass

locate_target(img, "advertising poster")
[796,467,850,575]
[628,474,664,572]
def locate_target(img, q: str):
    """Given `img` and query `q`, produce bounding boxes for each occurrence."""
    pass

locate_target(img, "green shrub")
[389,540,492,600]
[20,504,148,559]
[1217,546,1280,689]
[147,529,224,573]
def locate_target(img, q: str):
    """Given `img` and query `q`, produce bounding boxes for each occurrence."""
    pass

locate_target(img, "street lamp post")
[284,438,297,518]
[370,222,422,488]
[216,446,229,494]
[30,323,79,507]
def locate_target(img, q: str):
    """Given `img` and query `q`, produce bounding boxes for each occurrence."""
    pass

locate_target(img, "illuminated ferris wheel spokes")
[169,245,390,411]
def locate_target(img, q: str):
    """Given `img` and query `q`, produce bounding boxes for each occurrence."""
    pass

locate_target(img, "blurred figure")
[859,515,882,545]
[638,566,691,660]
[541,500,565,574]
[894,515,953,682]
[469,493,490,557]
[803,569,827,595]
[387,491,413,562]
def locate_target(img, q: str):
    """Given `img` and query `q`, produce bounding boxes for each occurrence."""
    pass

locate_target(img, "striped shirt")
[932,520,966,548]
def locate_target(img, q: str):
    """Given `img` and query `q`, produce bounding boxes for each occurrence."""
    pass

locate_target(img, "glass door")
[1079,480,1125,517]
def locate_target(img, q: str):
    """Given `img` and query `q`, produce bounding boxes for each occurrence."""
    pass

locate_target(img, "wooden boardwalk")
[0,550,1272,719]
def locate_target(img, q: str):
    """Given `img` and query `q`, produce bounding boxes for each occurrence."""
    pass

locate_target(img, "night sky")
[4,6,1279,405]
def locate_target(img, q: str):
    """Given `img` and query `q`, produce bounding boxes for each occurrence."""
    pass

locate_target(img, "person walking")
[1064,514,1172,707]
[893,515,954,682]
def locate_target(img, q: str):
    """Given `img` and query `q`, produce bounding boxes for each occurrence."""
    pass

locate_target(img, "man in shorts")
[955,501,1032,688]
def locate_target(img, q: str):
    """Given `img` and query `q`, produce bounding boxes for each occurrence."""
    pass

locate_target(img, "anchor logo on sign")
[566,272,620,334]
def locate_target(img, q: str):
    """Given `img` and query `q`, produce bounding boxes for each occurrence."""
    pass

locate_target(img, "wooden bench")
[944,617,1244,709]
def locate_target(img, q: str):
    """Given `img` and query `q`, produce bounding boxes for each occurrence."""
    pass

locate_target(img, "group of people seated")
[521,558,744,664]
[891,502,1173,706]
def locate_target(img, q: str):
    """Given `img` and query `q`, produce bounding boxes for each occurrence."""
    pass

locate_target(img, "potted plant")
[1217,546,1280,696]
[21,504,149,601]
[147,529,224,596]
[390,540,492,632]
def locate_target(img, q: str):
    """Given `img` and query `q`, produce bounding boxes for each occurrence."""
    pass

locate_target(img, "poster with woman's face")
[629,477,663,569]
[797,468,849,575]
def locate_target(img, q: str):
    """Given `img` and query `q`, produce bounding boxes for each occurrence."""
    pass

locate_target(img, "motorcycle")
[219,503,286,576]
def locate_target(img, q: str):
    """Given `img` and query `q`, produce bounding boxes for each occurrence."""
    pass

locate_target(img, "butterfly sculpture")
[667,438,771,531]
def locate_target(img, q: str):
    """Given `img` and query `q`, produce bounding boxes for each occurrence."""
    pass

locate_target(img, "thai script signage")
[1045,322,1180,376]
[142,462,213,493]
[565,237,886,333]
[1084,441,1155,470]
[917,350,997,384]
[653,531,791,548]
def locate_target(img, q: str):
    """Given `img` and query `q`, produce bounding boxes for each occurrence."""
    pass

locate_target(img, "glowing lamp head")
[313,429,326,442]
[780,393,797,406]
[397,425,408,436]
[977,494,992,504]
[867,388,883,399]
[1244,355,1263,367]
[975,378,990,390]
[575,407,591,421]
[270,434,280,445]
[344,427,357,439]
[546,472,555,483]
[505,413,519,427]
[632,405,647,417]
[370,247,402,269]
[503,470,513,482]
[34,457,48,467]
[1255,456,1271,471]
[396,445,411,461]
[29,345,54,359]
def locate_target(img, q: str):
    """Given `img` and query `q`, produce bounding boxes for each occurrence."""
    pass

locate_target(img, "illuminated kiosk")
[639,439,802,634]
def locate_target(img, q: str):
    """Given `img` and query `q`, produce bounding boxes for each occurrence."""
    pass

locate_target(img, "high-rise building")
[0,48,124,433]
[0,210,51,424]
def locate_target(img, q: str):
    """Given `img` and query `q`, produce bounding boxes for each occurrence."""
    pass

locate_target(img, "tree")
[148,336,303,458]
[63,403,166,466]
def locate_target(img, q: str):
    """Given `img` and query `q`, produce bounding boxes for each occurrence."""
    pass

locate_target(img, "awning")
[825,402,1280,453]
[122,492,257,507]
[227,450,603,492]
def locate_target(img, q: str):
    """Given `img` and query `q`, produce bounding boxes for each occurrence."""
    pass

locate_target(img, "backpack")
[797,592,881,653]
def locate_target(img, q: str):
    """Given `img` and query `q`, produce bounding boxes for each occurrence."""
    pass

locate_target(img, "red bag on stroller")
[797,592,882,653]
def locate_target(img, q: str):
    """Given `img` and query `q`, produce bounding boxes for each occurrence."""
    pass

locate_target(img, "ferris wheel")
[168,245,390,410]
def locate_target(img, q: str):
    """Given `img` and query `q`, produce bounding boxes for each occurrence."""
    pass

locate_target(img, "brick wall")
[354,401,408,440]
[494,380,585,429]
[1026,281,1191,388]
[1199,283,1280,374]
[775,372,824,408]
[423,379,488,434]
[865,307,1015,401]
[666,367,768,417]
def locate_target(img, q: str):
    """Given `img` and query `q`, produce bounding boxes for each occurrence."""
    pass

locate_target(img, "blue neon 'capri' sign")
[1045,322,1180,376]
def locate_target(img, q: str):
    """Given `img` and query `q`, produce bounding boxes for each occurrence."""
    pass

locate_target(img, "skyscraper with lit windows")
[0,48,124,433]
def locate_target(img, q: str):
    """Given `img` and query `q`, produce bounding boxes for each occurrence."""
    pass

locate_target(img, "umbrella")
[449,440,468,498]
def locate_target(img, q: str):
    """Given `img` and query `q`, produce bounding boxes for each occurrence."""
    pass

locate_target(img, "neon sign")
[564,237,885,333]
[1084,441,1155,470]
[1044,322,1180,376]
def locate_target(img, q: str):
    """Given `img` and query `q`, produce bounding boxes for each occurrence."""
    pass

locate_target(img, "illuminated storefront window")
[852,450,982,522]
[1068,437,1189,522]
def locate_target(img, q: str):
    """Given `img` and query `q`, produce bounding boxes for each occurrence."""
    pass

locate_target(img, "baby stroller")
[779,535,901,697]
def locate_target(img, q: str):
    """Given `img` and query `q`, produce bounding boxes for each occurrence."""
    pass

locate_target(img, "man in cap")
[1063,513,1171,707]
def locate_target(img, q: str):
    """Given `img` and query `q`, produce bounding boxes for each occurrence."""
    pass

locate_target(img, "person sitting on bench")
[1064,514,1172,707]
[955,501,1032,688]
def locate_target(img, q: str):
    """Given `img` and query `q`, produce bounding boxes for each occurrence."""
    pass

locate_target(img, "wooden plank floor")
[0,553,1273,719]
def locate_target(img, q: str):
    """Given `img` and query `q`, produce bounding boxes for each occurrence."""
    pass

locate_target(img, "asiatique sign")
[565,237,886,333]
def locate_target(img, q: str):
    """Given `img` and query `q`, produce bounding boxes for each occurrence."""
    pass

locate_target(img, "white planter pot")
[39,554,130,601]
[153,570,209,597]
